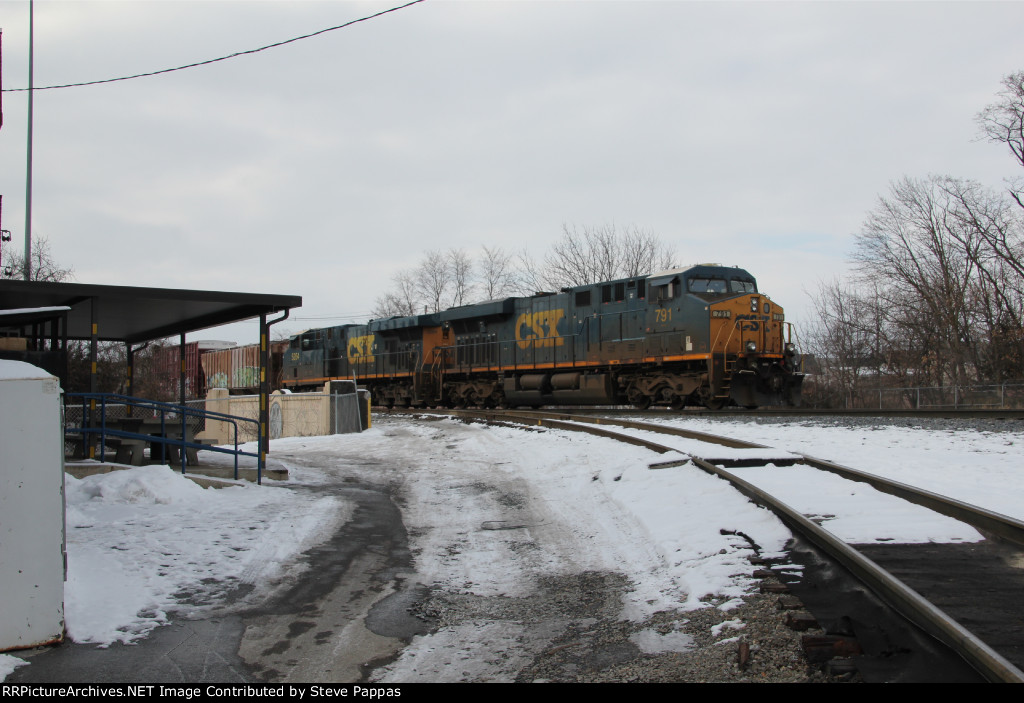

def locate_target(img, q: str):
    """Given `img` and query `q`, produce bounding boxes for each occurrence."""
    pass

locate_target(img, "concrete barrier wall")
[198,383,369,445]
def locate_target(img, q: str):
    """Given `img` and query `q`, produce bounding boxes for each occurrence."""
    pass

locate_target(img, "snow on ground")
[63,465,349,647]
[280,419,793,614]
[648,416,1024,522]
[3,413,1021,681]
[0,655,27,681]
[585,421,990,545]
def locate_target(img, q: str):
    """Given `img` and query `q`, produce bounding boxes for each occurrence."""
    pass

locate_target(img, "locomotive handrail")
[784,321,805,374]
[709,313,737,354]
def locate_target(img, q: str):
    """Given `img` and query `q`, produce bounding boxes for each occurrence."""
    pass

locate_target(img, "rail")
[65,393,264,482]
[389,407,1024,682]
[475,408,1024,543]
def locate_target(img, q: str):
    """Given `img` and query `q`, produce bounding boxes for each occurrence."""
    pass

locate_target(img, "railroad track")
[478,406,1024,420]
[389,407,1024,682]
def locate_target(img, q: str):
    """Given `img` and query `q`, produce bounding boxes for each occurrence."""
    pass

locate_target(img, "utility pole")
[24,0,34,281]
[1,196,13,278]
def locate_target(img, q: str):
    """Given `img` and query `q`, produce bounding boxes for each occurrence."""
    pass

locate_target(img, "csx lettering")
[515,310,565,349]
[347,334,375,363]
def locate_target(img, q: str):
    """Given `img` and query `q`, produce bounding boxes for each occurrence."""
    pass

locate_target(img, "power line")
[293,314,373,322]
[1,0,427,93]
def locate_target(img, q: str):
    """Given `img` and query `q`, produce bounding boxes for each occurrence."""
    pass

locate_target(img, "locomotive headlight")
[745,341,757,353]
[785,342,798,355]
[750,298,758,312]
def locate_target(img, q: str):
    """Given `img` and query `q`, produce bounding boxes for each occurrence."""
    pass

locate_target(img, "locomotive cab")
[632,264,802,408]
[696,269,802,408]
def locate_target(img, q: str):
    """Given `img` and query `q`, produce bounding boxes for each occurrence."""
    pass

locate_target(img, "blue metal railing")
[64,393,264,483]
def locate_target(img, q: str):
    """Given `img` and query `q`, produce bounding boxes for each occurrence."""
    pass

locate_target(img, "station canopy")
[0,280,301,344]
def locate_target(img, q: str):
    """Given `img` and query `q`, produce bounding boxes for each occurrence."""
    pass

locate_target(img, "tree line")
[371,223,677,317]
[805,71,1024,406]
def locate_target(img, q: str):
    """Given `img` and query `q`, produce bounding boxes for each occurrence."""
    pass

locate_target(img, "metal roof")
[0,280,302,344]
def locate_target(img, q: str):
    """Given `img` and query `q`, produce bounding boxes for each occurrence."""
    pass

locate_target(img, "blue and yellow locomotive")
[283,264,803,409]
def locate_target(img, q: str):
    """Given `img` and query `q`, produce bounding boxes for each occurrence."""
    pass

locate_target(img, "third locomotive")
[283,264,803,410]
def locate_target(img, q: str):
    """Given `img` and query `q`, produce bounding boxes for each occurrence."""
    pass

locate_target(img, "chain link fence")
[840,383,1024,410]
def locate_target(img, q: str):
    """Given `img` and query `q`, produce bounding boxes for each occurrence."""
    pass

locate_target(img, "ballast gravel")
[397,570,850,683]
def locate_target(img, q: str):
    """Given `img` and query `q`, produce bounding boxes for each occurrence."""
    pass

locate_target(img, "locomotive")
[283,264,804,409]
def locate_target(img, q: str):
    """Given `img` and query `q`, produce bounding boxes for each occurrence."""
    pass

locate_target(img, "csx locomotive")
[283,264,803,409]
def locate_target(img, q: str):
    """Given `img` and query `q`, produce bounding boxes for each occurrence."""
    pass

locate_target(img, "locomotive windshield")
[687,277,757,295]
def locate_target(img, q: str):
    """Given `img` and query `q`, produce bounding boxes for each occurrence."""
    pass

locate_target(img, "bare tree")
[513,247,552,295]
[620,225,677,277]
[544,223,619,287]
[415,250,452,314]
[853,176,982,385]
[4,236,74,281]
[478,245,518,300]
[372,227,674,316]
[532,223,677,290]
[371,269,419,318]
[938,177,1024,326]
[977,70,1024,208]
[448,249,474,307]
[848,173,1024,385]
[804,280,884,406]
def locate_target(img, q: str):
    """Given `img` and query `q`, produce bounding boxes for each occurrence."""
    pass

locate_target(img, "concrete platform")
[64,461,288,484]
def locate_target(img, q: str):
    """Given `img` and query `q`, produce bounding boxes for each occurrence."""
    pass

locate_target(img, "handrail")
[64,393,264,483]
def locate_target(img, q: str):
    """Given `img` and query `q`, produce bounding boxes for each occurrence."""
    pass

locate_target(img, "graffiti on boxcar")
[232,366,259,388]
[207,371,230,389]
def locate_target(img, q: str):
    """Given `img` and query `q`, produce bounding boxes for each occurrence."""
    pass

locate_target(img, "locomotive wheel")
[668,395,685,411]
[627,386,652,410]
[704,397,727,410]
[631,395,651,410]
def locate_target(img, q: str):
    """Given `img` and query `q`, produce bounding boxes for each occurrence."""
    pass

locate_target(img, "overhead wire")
[1,0,427,93]
[293,314,374,322]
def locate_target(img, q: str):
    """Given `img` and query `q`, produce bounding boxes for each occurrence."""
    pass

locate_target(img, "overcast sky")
[1,0,1021,344]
